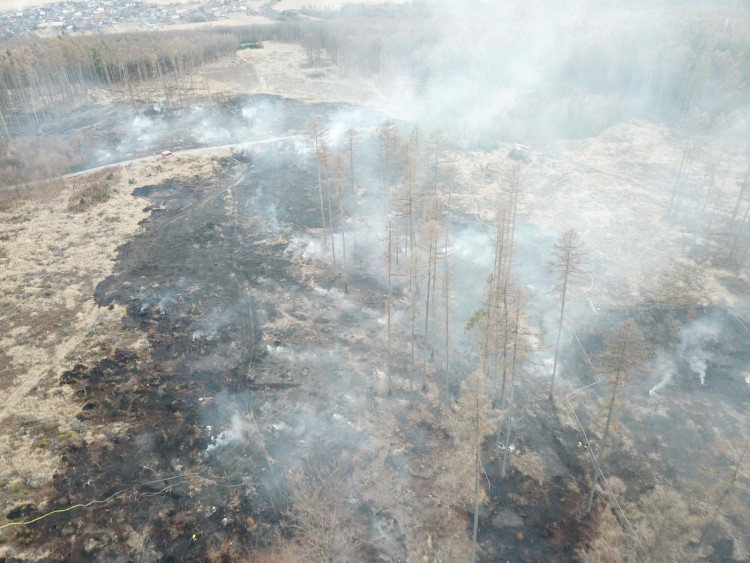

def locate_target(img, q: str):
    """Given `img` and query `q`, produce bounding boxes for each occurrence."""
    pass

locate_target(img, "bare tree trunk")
[387,220,394,396]
[587,372,620,513]
[316,159,328,246]
[410,246,417,394]
[471,449,481,563]
[707,158,731,231]
[730,162,750,231]
[338,192,347,293]
[0,105,9,141]
[549,273,568,400]
[326,178,337,267]
[501,320,519,478]
[443,230,450,403]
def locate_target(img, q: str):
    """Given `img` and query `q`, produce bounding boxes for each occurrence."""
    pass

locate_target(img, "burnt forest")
[1,1,749,561]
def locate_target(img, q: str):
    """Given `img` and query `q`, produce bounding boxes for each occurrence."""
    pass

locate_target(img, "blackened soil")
[27,149,335,560]
[473,407,593,562]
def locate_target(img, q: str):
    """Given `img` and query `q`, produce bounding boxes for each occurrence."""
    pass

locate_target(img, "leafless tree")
[376,120,402,213]
[587,319,650,513]
[386,218,396,396]
[667,137,696,218]
[287,459,364,563]
[438,367,494,563]
[500,285,528,478]
[344,127,359,201]
[422,196,443,370]
[308,119,333,262]
[547,228,587,400]
[331,152,349,292]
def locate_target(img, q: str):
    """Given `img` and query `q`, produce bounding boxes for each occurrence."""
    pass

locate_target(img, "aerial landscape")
[0,0,749,561]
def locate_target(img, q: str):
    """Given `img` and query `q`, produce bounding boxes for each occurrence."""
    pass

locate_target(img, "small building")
[508,143,531,162]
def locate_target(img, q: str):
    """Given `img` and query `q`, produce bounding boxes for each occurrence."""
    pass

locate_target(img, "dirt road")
[64,134,304,179]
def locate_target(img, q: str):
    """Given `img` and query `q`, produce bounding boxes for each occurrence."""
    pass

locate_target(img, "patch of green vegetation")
[14,528,34,545]
[68,169,121,213]
[59,429,78,441]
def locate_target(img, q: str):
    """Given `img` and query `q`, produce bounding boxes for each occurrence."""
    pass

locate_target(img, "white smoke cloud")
[649,314,723,395]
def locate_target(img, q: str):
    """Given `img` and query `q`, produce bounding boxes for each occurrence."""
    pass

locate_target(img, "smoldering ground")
[3,1,750,560]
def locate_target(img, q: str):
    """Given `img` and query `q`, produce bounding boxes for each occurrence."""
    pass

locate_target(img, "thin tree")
[485,202,511,406]
[376,120,401,214]
[587,319,650,513]
[464,314,488,563]
[667,137,695,218]
[548,229,587,400]
[321,139,337,267]
[501,285,527,478]
[344,126,359,251]
[442,213,451,404]
[447,360,493,563]
[308,118,330,256]
[729,161,750,229]
[422,196,443,372]
[386,219,395,396]
[331,152,349,292]
[344,126,358,199]
[395,150,423,392]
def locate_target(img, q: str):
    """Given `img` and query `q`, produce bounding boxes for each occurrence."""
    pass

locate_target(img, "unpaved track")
[65,134,304,180]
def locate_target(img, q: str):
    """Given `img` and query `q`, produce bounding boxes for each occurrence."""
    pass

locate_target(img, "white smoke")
[648,351,676,396]
[206,413,257,452]
[680,317,722,385]
[649,315,722,395]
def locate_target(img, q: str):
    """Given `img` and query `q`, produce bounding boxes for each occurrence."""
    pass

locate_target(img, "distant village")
[0,0,260,37]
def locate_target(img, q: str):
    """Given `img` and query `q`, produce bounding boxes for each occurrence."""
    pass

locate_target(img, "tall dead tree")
[547,229,587,400]
[428,130,447,199]
[308,118,332,261]
[395,149,424,392]
[485,203,511,406]
[442,213,452,404]
[386,219,395,396]
[321,142,337,267]
[707,157,732,230]
[500,285,527,478]
[344,127,358,201]
[443,359,494,563]
[421,196,443,371]
[587,319,650,513]
[331,152,349,292]
[376,120,401,214]
[485,166,523,407]
[729,161,750,229]
[667,137,695,218]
